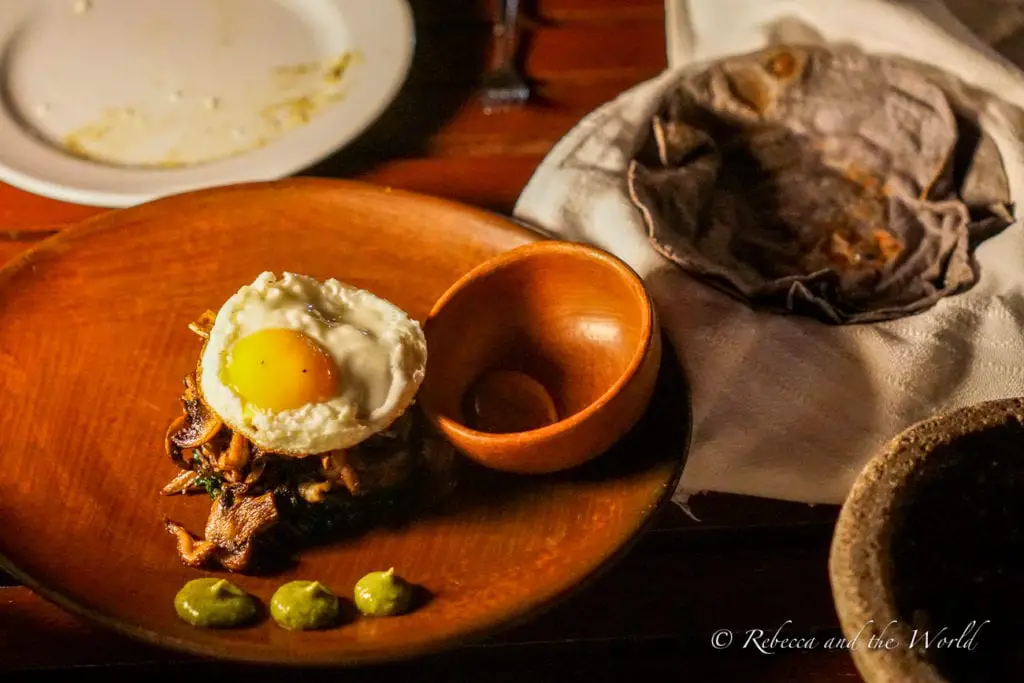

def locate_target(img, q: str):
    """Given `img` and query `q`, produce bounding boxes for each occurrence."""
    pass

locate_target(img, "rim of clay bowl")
[423,240,656,441]
[828,397,1024,683]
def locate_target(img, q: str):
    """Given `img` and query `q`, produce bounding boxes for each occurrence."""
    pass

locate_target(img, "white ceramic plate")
[0,0,414,207]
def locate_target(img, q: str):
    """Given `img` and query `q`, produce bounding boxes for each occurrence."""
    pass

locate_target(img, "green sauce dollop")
[270,580,341,630]
[354,568,413,617]
[174,578,258,628]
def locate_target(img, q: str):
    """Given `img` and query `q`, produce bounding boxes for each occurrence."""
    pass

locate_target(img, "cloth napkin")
[513,0,1024,506]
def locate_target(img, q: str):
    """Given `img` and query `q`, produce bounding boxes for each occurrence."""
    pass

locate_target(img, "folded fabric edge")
[515,3,1024,512]
[672,489,703,521]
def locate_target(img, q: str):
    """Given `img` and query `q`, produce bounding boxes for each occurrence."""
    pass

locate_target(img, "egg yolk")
[224,328,338,412]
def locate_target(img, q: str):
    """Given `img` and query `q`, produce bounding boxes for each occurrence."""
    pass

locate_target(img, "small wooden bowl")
[830,398,1024,683]
[419,241,661,474]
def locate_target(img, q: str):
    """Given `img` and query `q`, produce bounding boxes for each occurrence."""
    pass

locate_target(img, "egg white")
[198,271,426,455]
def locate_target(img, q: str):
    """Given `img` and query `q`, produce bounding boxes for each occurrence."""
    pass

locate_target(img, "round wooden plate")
[0,179,689,666]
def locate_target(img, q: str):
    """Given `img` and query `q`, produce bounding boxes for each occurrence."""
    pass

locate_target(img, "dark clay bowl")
[829,398,1024,683]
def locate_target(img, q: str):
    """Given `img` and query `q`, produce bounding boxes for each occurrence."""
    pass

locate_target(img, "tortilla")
[627,45,1015,324]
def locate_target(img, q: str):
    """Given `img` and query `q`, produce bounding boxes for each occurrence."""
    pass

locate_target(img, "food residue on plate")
[61,106,148,162]
[273,51,354,86]
[273,62,320,80]
[324,52,355,84]
[260,91,344,131]
[55,50,362,169]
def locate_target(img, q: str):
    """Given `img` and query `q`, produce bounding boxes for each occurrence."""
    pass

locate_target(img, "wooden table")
[0,1,861,679]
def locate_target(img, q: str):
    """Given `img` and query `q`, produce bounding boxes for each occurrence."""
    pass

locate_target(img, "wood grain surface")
[0,0,881,679]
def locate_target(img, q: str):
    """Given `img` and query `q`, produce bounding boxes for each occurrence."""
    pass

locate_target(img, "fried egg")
[198,272,426,455]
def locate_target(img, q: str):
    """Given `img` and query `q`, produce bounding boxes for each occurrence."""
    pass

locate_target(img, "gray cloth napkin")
[513,0,1024,506]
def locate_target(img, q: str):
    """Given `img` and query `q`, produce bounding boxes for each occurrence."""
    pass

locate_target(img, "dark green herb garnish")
[191,451,224,498]
[194,474,223,498]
